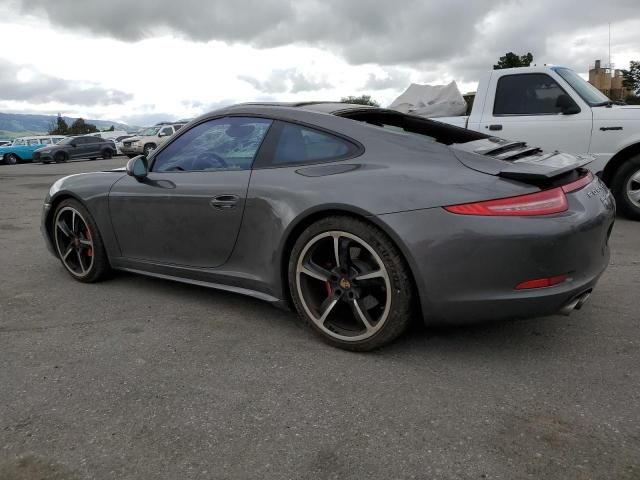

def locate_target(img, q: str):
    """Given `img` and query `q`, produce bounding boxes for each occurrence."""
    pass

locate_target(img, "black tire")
[4,153,19,165]
[101,149,113,159]
[610,154,640,220]
[288,215,414,351]
[52,199,110,283]
[143,144,156,156]
[54,152,67,163]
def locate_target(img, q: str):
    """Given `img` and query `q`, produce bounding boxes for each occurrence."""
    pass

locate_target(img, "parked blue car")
[0,136,66,165]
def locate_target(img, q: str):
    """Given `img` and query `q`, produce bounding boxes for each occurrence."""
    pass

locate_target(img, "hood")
[592,104,640,121]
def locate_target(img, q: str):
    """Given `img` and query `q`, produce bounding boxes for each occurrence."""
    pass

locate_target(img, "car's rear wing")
[451,137,593,181]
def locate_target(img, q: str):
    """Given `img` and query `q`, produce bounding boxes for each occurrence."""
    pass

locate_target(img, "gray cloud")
[9,0,640,87]
[239,69,332,93]
[0,58,132,105]
[363,68,413,90]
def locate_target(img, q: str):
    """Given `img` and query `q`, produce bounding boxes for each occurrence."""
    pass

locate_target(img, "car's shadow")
[111,270,584,361]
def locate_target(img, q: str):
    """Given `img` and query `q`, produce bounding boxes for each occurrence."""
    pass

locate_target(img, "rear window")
[339,110,486,145]
[257,122,359,168]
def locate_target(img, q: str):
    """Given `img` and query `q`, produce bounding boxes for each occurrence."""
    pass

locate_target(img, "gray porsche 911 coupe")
[41,102,615,350]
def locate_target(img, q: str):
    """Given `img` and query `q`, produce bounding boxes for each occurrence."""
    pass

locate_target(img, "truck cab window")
[494,74,567,115]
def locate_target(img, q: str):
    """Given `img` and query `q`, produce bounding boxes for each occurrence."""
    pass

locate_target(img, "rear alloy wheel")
[289,216,414,351]
[54,152,67,163]
[4,153,19,165]
[53,199,110,282]
[611,155,640,220]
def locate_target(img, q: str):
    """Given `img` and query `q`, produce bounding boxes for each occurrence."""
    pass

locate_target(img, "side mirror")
[556,94,581,115]
[158,132,167,137]
[126,155,148,180]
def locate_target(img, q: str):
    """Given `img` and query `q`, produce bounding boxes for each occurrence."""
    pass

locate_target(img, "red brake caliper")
[84,229,93,257]
[325,281,332,297]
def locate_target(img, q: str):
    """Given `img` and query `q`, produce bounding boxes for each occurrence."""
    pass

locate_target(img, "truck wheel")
[143,144,156,156]
[610,155,640,220]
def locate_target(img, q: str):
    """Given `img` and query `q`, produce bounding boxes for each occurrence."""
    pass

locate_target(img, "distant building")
[589,60,630,101]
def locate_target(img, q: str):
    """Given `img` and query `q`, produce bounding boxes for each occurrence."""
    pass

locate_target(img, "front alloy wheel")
[289,216,413,351]
[52,200,109,282]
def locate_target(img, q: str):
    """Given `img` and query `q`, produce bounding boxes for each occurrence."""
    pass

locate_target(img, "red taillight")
[444,188,568,216]
[515,274,569,290]
[562,171,594,193]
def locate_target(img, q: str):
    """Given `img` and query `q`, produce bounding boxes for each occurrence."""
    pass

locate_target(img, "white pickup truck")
[437,66,640,219]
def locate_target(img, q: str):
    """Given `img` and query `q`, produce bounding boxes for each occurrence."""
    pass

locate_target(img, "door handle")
[488,124,503,131]
[209,194,239,209]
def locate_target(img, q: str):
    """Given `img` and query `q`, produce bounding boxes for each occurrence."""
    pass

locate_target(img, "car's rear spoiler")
[451,138,593,181]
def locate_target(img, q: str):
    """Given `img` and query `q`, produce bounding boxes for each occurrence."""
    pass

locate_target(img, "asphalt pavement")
[1,158,639,480]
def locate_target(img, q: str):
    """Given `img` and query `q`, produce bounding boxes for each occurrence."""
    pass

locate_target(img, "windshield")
[554,67,610,106]
[140,127,160,136]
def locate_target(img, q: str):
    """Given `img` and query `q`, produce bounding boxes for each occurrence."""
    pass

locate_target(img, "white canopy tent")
[388,81,467,117]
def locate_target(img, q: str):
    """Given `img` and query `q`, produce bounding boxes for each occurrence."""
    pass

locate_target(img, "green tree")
[68,118,98,135]
[105,125,115,132]
[340,95,380,107]
[621,61,640,96]
[493,52,534,70]
[48,113,69,135]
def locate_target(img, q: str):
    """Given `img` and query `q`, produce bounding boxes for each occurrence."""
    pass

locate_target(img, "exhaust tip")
[559,290,592,316]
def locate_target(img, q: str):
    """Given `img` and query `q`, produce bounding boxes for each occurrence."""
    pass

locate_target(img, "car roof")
[16,135,63,140]
[225,101,380,115]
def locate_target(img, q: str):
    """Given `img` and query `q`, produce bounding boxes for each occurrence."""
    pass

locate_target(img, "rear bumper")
[378,177,616,325]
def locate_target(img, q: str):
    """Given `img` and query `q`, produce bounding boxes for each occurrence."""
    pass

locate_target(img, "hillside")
[0,112,132,139]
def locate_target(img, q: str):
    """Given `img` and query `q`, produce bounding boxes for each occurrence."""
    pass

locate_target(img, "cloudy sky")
[0,0,638,126]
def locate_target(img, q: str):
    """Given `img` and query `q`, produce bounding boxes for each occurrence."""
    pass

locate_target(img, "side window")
[173,124,183,131]
[152,117,272,172]
[270,123,356,166]
[494,74,567,115]
[160,127,173,136]
[40,138,52,145]
[14,139,25,146]
[27,139,40,146]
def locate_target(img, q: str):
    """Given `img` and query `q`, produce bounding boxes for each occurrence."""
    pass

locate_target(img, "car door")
[479,72,592,155]
[108,116,273,268]
[26,139,42,159]
[89,137,103,157]
[68,137,86,158]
